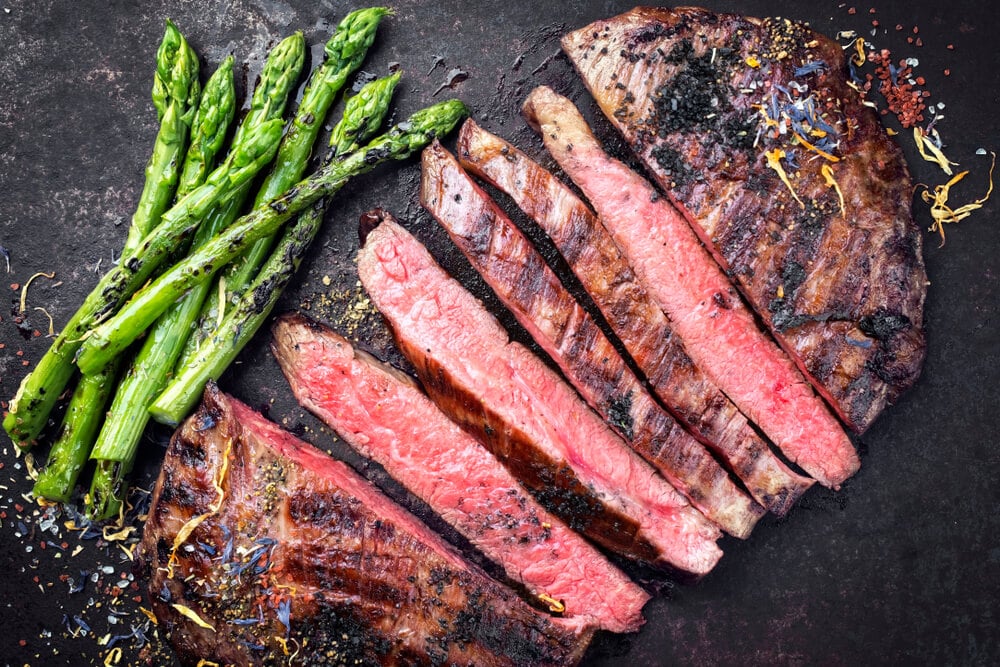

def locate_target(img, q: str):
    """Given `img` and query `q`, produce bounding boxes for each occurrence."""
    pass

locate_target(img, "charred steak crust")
[456,119,814,516]
[357,214,723,576]
[421,138,764,539]
[522,85,859,489]
[270,312,650,634]
[136,384,591,666]
[562,6,927,432]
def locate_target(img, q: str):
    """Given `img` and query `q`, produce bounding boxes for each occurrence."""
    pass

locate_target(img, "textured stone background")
[1,0,997,665]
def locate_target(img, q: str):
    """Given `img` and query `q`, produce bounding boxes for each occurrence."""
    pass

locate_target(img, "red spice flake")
[10,283,19,290]
[15,349,23,356]
[61,541,68,549]
[916,38,923,47]
[849,7,857,14]
[895,24,903,31]
[916,76,926,85]
[872,20,880,27]
[907,36,914,44]
[947,44,954,50]
[944,69,951,76]
[14,503,24,512]
[32,329,40,337]
[32,575,40,583]
[912,26,919,34]
[39,541,46,550]
[0,509,5,517]
[21,360,29,366]
[869,7,876,13]
[18,640,26,647]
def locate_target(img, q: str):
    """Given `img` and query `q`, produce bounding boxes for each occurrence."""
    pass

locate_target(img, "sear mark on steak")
[420,138,763,538]
[357,213,723,576]
[456,118,814,516]
[522,85,859,489]
[562,6,927,433]
[270,312,649,634]
[136,384,592,666]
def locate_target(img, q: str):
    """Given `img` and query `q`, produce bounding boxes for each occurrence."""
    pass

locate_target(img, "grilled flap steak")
[136,385,591,666]
[456,119,814,516]
[523,86,859,489]
[357,212,723,575]
[562,6,927,433]
[421,139,763,538]
[271,313,649,633]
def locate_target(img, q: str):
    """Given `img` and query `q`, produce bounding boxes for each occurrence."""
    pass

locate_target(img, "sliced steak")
[561,7,927,433]
[136,384,591,666]
[421,139,763,538]
[271,312,649,633]
[457,119,814,516]
[357,212,723,576]
[523,86,859,488]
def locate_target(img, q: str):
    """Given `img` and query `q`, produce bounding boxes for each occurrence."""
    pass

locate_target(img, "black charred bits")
[607,392,635,440]
[651,144,694,186]
[859,309,911,340]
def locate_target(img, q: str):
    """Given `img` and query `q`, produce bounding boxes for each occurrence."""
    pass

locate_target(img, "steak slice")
[271,312,649,633]
[523,86,859,489]
[136,384,592,666]
[357,212,723,576]
[562,7,927,433]
[457,119,814,516]
[421,138,763,538]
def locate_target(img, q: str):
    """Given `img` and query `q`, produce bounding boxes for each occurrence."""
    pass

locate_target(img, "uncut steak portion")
[562,6,927,433]
[421,138,763,539]
[358,212,723,576]
[271,313,649,633]
[136,384,591,666]
[457,119,814,516]
[523,86,859,489]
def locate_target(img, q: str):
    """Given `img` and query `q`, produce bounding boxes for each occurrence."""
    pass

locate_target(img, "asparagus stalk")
[84,35,308,520]
[76,99,468,394]
[68,61,238,517]
[182,7,389,364]
[84,35,307,519]
[3,90,285,448]
[30,361,121,502]
[2,22,202,449]
[30,58,238,506]
[122,19,201,254]
[153,72,402,424]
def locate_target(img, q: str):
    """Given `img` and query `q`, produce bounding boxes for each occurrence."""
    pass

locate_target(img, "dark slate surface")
[1,1,997,665]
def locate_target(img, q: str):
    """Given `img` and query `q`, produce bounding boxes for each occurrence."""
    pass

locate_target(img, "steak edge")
[136,384,591,666]
[357,212,723,576]
[271,312,649,633]
[456,118,814,516]
[421,138,764,538]
[562,6,927,433]
[523,85,859,488]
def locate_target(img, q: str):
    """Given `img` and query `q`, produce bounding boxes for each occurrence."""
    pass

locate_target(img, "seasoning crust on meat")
[563,6,928,433]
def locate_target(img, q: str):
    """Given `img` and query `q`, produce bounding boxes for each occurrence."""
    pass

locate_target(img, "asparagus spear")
[182,7,389,364]
[3,80,287,448]
[2,22,202,449]
[84,33,311,520]
[122,19,201,255]
[30,361,121,503]
[76,99,468,390]
[153,72,402,424]
[31,58,239,505]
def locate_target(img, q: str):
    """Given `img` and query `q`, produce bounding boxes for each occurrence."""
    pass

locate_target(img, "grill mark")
[563,6,927,433]
[424,141,762,538]
[458,120,813,515]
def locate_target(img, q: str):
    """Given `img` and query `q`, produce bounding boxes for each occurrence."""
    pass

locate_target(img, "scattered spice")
[918,152,995,246]
[170,603,215,631]
[913,126,958,175]
[537,592,566,614]
[867,49,926,127]
[19,271,56,314]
